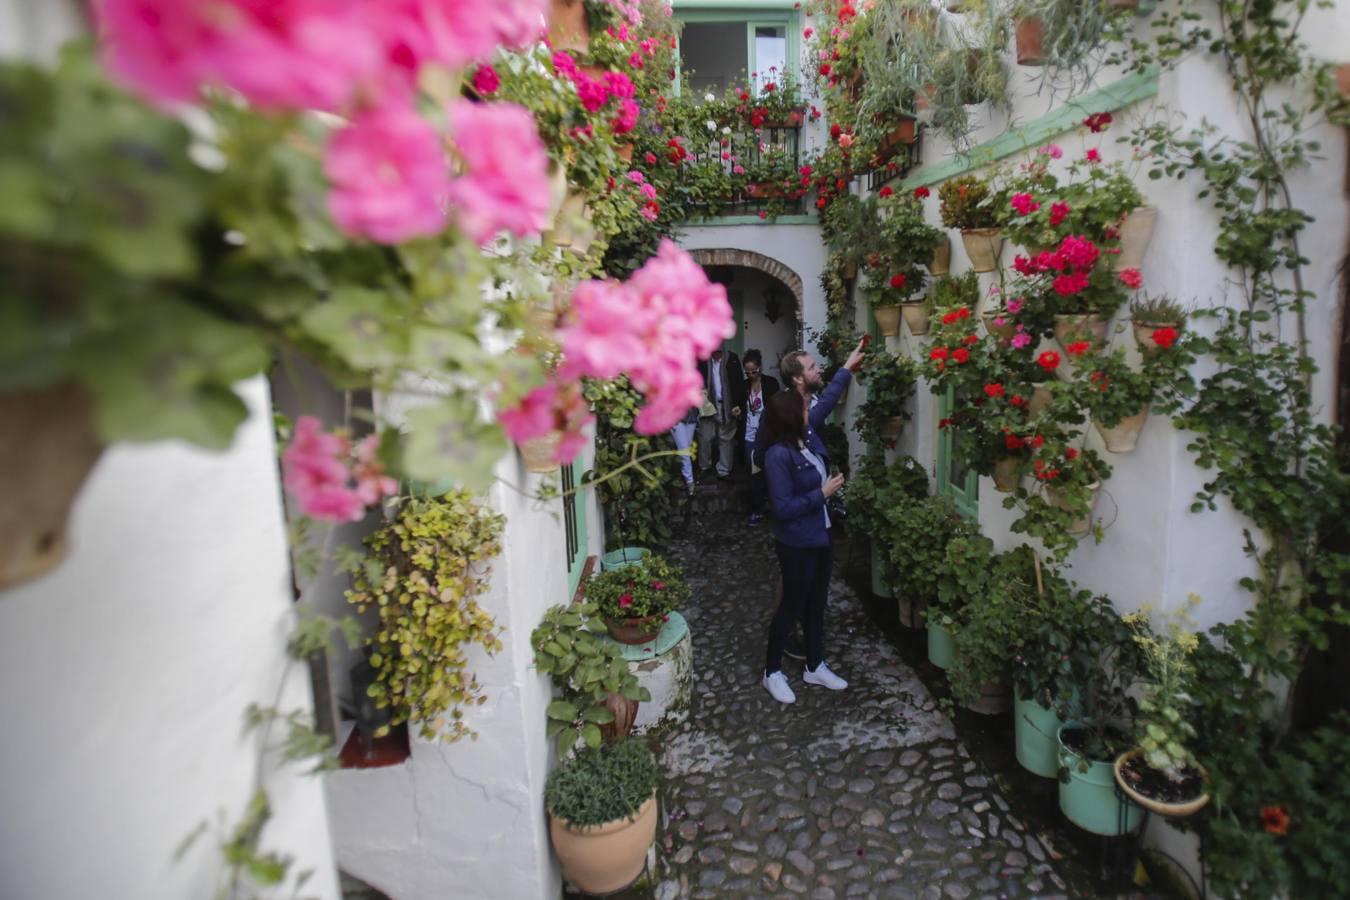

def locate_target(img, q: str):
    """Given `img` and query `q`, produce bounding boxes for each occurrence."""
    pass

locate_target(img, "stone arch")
[687,248,805,325]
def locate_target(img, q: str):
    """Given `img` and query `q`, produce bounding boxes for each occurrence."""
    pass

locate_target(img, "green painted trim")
[565,460,589,596]
[683,214,819,226]
[899,68,1160,191]
[675,0,801,9]
[935,385,978,520]
[675,9,796,23]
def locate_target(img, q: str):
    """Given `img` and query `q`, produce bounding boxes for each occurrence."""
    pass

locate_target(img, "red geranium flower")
[984,383,1006,398]
[1118,267,1143,289]
[952,348,970,364]
[913,186,930,199]
[1066,341,1091,356]
[938,417,954,429]
[890,273,907,290]
[929,347,949,361]
[1009,394,1026,407]
[1049,201,1070,227]
[1083,111,1113,133]
[619,593,633,608]
[1152,326,1179,349]
[879,186,894,198]
[957,307,971,320]
[1260,806,1290,836]
[816,196,828,209]
[964,334,979,345]
[1029,435,1045,449]
[1005,434,1026,450]
[1065,447,1078,460]
[830,123,843,139]
[819,63,832,77]
[941,311,960,326]
[1037,350,1061,370]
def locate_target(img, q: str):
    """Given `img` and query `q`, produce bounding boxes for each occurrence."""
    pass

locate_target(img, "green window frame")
[936,385,979,519]
[672,4,801,96]
[562,461,590,595]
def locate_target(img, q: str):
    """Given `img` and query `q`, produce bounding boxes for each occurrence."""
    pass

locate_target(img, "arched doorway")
[688,249,804,383]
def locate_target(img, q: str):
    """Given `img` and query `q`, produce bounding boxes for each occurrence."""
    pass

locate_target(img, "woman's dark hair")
[762,390,806,449]
[743,348,762,366]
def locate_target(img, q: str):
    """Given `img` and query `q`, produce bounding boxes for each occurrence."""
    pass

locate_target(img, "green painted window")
[936,385,978,519]
[563,461,589,595]
[674,6,801,97]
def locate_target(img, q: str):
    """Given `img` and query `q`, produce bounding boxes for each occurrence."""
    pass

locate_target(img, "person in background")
[671,402,699,496]
[741,349,780,525]
[760,390,847,703]
[697,343,745,480]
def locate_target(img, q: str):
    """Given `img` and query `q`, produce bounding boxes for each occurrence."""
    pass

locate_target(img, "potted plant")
[846,453,931,622]
[345,491,506,742]
[585,554,688,644]
[1114,600,1211,817]
[854,345,920,446]
[1130,293,1187,355]
[1071,349,1156,453]
[901,498,981,668]
[533,602,652,754]
[546,738,660,895]
[939,174,1004,272]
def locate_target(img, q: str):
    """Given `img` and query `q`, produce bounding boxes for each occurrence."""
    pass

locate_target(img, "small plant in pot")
[585,554,688,644]
[533,602,652,756]
[1115,598,1210,817]
[546,738,660,895]
[1130,293,1187,355]
[939,173,1003,272]
[853,344,919,447]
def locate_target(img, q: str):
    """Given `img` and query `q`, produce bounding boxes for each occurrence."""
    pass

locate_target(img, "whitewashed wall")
[324,435,602,900]
[0,377,340,900]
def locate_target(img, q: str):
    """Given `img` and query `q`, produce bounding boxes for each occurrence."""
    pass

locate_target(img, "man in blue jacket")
[755,339,865,659]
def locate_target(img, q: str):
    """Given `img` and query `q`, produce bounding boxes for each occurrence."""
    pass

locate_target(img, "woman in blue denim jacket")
[759,390,848,704]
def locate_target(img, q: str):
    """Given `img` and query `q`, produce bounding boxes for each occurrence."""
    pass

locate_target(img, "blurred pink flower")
[352,434,399,506]
[1038,143,1063,159]
[1011,332,1033,350]
[1118,267,1143,289]
[282,416,392,522]
[472,64,501,95]
[448,100,552,245]
[325,104,450,243]
[497,384,559,444]
[1049,201,1070,226]
[612,97,641,134]
[626,239,734,361]
[640,183,658,200]
[558,282,655,380]
[1006,298,1024,314]
[381,0,546,78]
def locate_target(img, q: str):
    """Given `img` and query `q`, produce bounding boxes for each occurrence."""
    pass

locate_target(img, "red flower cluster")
[913,186,930,199]
[1152,327,1179,349]
[952,348,970,363]
[1083,111,1113,133]
[984,383,1006,398]
[1260,805,1290,836]
[941,307,972,325]
[1033,459,1061,481]
[1066,341,1091,357]
[1037,350,1061,370]
[1065,447,1078,460]
[890,273,907,290]
[1090,370,1110,392]
[1005,433,1025,450]
[878,186,894,198]
[1049,201,1070,227]
[666,138,688,164]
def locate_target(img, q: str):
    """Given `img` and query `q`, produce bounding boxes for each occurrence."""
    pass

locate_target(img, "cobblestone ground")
[644,484,1082,900]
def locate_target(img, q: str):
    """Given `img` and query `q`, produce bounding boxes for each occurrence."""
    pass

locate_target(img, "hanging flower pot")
[879,416,904,441]
[1057,724,1143,835]
[519,432,562,473]
[550,189,597,252]
[992,457,1022,493]
[1046,482,1101,536]
[982,310,1016,342]
[548,0,590,54]
[959,227,1003,272]
[604,614,665,645]
[873,304,902,337]
[598,692,640,742]
[928,236,951,275]
[1094,407,1150,454]
[1113,748,1211,818]
[1132,320,1183,355]
[1053,314,1109,353]
[1027,385,1053,416]
[550,793,658,894]
[875,115,919,164]
[1,385,104,589]
[842,258,859,280]
[900,302,931,336]
[1016,17,1047,67]
[1110,206,1157,271]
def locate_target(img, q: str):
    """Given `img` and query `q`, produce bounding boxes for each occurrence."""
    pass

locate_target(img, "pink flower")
[497,383,559,444]
[1085,148,1101,163]
[552,51,579,79]
[1011,192,1040,216]
[574,71,611,112]
[1049,201,1070,226]
[640,182,658,201]
[612,98,641,134]
[1053,271,1091,296]
[325,104,450,244]
[472,64,501,95]
[1038,143,1063,159]
[282,416,396,522]
[1010,331,1032,349]
[641,201,660,220]
[1006,298,1024,314]
[1057,235,1101,270]
[559,282,655,380]
[1118,267,1143,289]
[380,0,547,79]
[448,100,552,245]
[838,133,854,148]
[619,593,633,609]
[352,434,399,505]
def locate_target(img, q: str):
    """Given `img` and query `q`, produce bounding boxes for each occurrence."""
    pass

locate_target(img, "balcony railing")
[682,123,806,219]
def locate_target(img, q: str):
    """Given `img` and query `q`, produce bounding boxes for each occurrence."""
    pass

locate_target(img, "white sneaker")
[762,670,796,704]
[804,662,848,691]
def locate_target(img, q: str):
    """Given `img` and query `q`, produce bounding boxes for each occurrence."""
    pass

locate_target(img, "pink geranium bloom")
[626,240,734,360]
[325,104,450,244]
[352,434,399,505]
[1038,143,1063,159]
[1006,298,1024,314]
[472,64,501,95]
[558,282,655,380]
[612,98,641,134]
[497,383,559,444]
[1118,267,1143,289]
[1049,201,1070,226]
[448,100,552,245]
[640,183,658,200]
[1053,271,1091,296]
[380,0,546,78]
[1057,235,1101,270]
[1010,192,1040,216]
[1085,148,1102,163]
[282,416,389,523]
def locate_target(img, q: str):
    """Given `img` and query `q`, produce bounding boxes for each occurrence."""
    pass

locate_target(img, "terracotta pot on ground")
[1132,320,1183,355]
[605,614,665,645]
[928,236,951,275]
[960,227,1003,272]
[0,385,104,588]
[549,0,590,53]
[1046,482,1101,536]
[598,692,640,741]
[1113,748,1211,818]
[992,457,1022,493]
[1016,17,1047,67]
[520,433,562,473]
[1095,407,1150,454]
[901,302,931,336]
[550,794,657,895]
[874,304,902,337]
[1027,386,1053,416]
[1111,206,1157,271]
[963,680,1011,715]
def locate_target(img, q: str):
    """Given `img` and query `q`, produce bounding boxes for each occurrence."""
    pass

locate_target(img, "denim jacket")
[765,442,832,548]
[750,367,852,469]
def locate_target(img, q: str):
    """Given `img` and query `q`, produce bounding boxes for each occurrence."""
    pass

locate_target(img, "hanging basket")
[1,385,104,589]
[873,304,902,337]
[928,235,951,275]
[878,416,904,441]
[900,302,931,336]
[1094,407,1150,454]
[959,228,1003,272]
[1111,206,1157,271]
[1016,17,1047,67]
[1113,748,1211,818]
[519,433,562,473]
[548,0,590,53]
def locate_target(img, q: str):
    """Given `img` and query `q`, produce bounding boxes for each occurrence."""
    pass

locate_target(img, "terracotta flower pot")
[879,417,904,441]
[876,116,918,161]
[982,310,1016,342]
[963,680,1011,715]
[549,0,590,53]
[0,385,104,588]
[1046,482,1101,536]
[874,304,902,337]
[1016,17,1047,67]
[1132,320,1183,355]
[842,259,859,280]
[519,433,562,473]
[1113,748,1211,818]
[604,614,665,645]
[1095,407,1150,454]
[550,794,657,895]
[900,302,931,336]
[959,227,1003,272]
[1111,206,1157,271]
[551,190,597,252]
[928,236,951,275]
[1336,63,1350,103]
[598,692,640,742]
[992,457,1022,493]
[1027,386,1053,416]
[1054,314,1109,352]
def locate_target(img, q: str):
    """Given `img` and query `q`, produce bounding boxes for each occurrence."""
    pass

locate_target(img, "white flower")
[705,119,717,131]
[704,92,716,103]
[722,126,732,135]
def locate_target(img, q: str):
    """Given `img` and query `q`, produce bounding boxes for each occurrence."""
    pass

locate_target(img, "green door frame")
[672,6,801,96]
[936,385,979,519]
[563,461,590,596]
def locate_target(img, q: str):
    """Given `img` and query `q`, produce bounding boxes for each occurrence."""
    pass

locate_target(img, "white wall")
[726,266,801,380]
[0,377,340,900]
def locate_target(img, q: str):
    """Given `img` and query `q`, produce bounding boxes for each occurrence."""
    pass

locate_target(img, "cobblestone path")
[648,489,1078,900]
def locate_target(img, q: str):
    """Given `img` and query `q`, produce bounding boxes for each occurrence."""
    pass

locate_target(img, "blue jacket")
[751,367,852,469]
[765,442,832,548]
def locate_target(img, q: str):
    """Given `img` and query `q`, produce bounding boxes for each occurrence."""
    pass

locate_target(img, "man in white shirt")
[697,344,746,479]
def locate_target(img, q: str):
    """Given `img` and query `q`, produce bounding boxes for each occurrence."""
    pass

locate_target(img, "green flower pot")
[1056,723,1142,835]
[928,622,955,670]
[601,547,649,571]
[1015,693,1062,778]
[870,543,893,598]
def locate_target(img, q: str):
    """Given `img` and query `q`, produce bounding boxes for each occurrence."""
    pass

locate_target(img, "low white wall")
[0,377,339,900]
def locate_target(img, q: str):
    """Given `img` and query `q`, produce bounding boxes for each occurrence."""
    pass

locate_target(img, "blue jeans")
[765,541,832,674]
